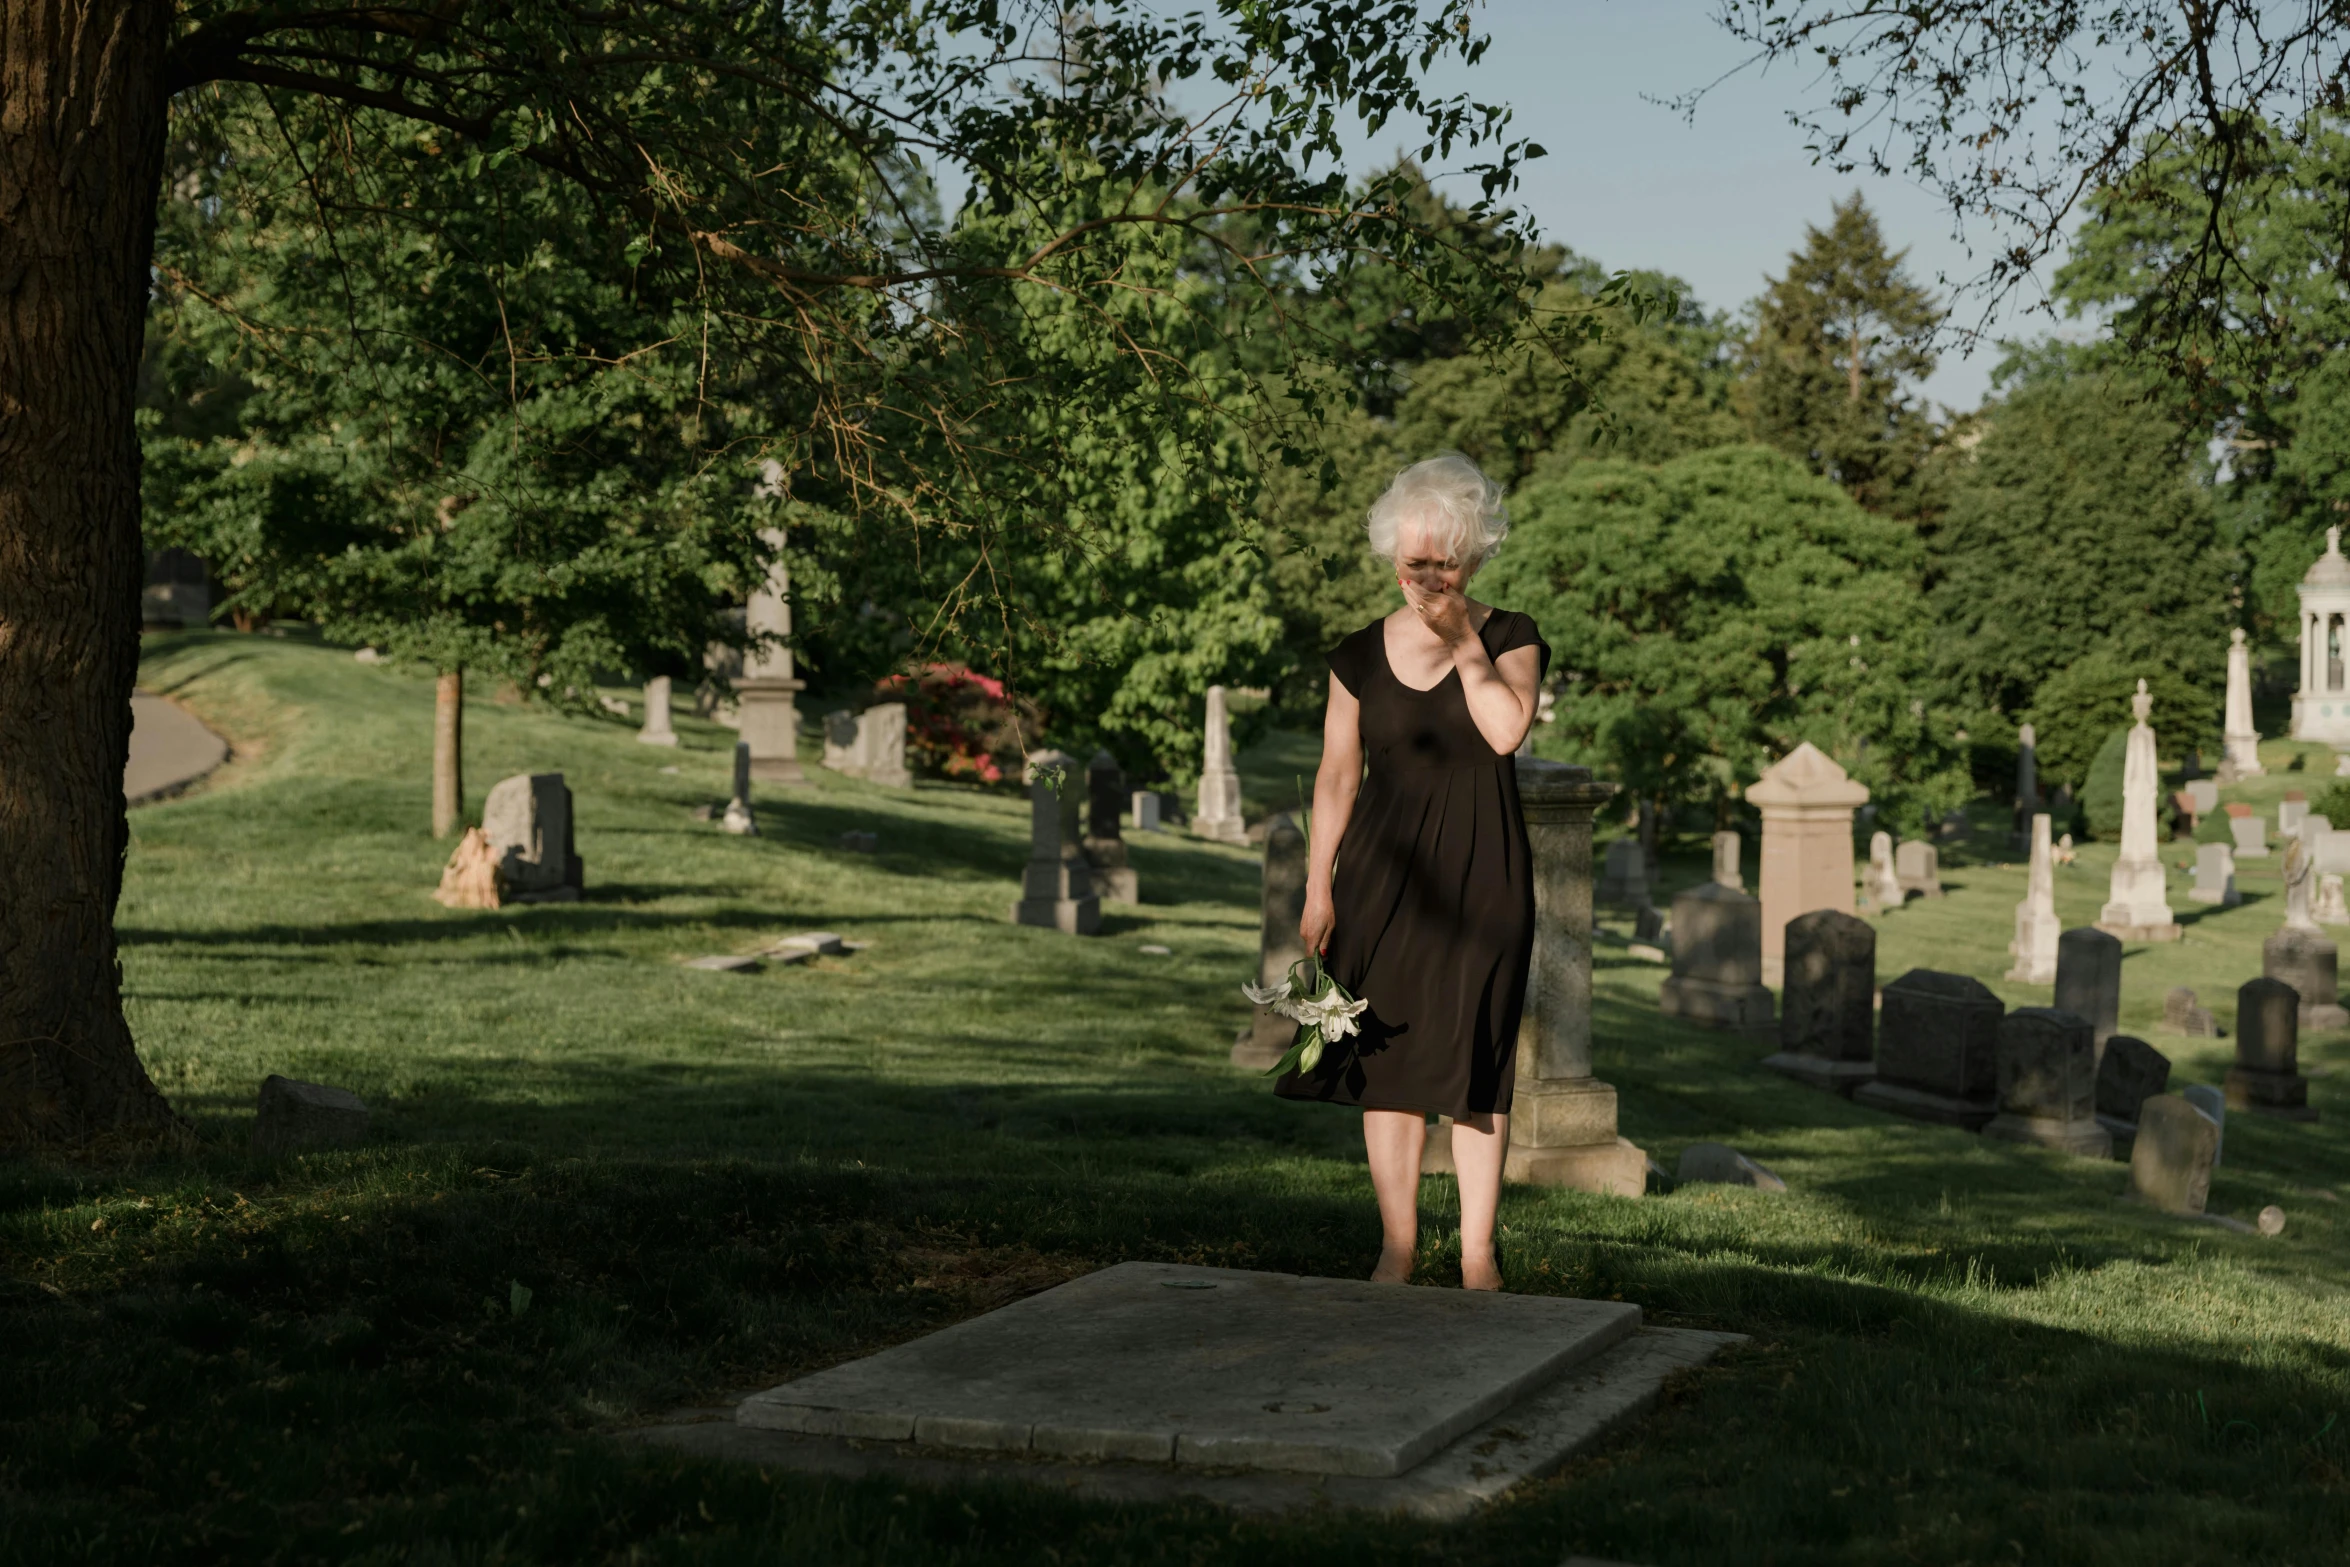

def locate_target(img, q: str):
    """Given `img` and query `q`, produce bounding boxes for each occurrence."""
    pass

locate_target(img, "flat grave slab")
[736,1261,1642,1478]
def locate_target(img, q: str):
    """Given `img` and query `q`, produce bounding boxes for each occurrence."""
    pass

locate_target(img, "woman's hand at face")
[1402,574,1473,647]
[1300,886,1336,956]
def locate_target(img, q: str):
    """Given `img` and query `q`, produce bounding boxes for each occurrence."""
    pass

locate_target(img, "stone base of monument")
[1982,1112,2113,1158]
[1009,895,1101,935]
[2225,1066,2319,1120]
[2091,919,2182,942]
[634,1262,1740,1518]
[1851,1079,1998,1131]
[1504,1137,1648,1194]
[1658,975,1776,1035]
[1230,1016,1289,1072]
[1085,865,1138,904]
[1760,1051,1876,1096]
[2300,1002,2350,1031]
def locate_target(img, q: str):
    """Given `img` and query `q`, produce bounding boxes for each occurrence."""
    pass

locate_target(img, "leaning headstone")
[2186,778,2220,816]
[1861,830,1905,912]
[1233,815,1308,1069]
[1711,830,1743,892]
[1675,1143,1786,1192]
[252,1074,369,1159]
[1598,839,1649,909]
[2181,1083,2227,1165]
[482,773,583,902]
[2321,872,2350,926]
[1764,909,1876,1094]
[2093,680,2180,941]
[2281,791,2309,836]
[2095,1035,2172,1143]
[2227,802,2268,858]
[1746,742,1869,987]
[2189,843,2239,906]
[1191,685,1248,844]
[2129,1094,2220,1214]
[2053,927,2122,1051]
[2162,986,2220,1037]
[1854,970,2005,1129]
[722,741,758,835]
[1008,751,1100,936]
[1081,751,1139,904]
[2007,812,2060,983]
[1894,839,1943,899]
[638,675,679,747]
[1983,1007,2112,1157]
[1131,790,1162,832]
[1657,883,1776,1034]
[2228,976,2318,1119]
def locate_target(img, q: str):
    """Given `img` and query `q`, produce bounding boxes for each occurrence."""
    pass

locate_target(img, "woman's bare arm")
[1300,675,1364,955]
[1451,637,1543,755]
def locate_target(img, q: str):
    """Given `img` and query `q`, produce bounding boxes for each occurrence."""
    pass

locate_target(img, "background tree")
[2,0,1579,1149]
[1928,347,2230,748]
[1738,194,1942,515]
[1480,443,1971,841]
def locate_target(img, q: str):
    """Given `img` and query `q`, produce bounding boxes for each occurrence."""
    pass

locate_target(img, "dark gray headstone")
[1874,970,2003,1100]
[252,1074,369,1159]
[1779,909,1875,1063]
[2130,1094,2218,1214]
[2053,928,2123,1050]
[1658,882,1774,1033]
[1235,815,1310,1068]
[1086,750,1125,843]
[1634,903,1666,944]
[2095,1035,2172,1126]
[2228,976,2316,1119]
[1996,1008,2098,1122]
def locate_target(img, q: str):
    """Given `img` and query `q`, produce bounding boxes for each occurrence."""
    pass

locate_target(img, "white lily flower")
[1240,980,1292,1007]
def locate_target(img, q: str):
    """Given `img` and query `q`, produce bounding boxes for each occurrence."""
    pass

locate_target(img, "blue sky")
[1334,0,2077,413]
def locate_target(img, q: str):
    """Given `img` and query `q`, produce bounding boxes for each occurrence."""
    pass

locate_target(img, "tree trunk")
[432,669,464,837]
[0,3,180,1147]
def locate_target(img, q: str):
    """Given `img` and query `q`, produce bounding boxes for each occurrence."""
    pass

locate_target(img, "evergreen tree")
[1740,195,1942,514]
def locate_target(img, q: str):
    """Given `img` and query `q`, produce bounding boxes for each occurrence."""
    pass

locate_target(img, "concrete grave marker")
[482,772,583,902]
[2281,792,2309,836]
[638,675,679,746]
[1131,790,1163,832]
[2264,841,2350,1030]
[1746,743,1868,987]
[2095,1034,2172,1142]
[1234,814,1308,1071]
[1895,839,1942,899]
[2007,812,2060,983]
[1854,970,2004,1129]
[1861,830,1905,912]
[1081,751,1139,904]
[2186,778,2220,816]
[1191,686,1248,844]
[722,741,757,835]
[252,1074,369,1159]
[2190,842,2239,906]
[2227,803,2268,858]
[1983,1007,2111,1157]
[2228,976,2319,1119]
[1675,1143,1786,1192]
[1763,909,1876,1095]
[2093,680,2179,941]
[2321,872,2350,926]
[2224,628,2266,778]
[2053,927,2122,1051]
[2182,1083,2228,1164]
[2130,1094,2220,1214]
[1597,839,1649,909]
[1657,883,1775,1035]
[822,703,912,787]
[1009,751,1100,935]
[1711,830,1743,892]
[2163,986,2220,1037]
[736,511,807,782]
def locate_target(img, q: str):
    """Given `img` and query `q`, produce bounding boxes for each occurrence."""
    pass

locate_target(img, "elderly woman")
[1276,453,1548,1291]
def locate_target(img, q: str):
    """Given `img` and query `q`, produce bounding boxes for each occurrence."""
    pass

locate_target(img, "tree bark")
[0,3,180,1147]
[432,668,463,837]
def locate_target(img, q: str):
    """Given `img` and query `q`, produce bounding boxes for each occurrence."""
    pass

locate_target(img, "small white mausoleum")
[2293,526,2350,746]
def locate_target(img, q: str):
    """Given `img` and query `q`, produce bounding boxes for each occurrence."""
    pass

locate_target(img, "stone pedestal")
[1234,814,1308,1070]
[1763,908,1875,1094]
[739,523,807,783]
[2227,976,2318,1119]
[1441,761,1645,1195]
[2007,812,2060,983]
[2095,680,2181,941]
[1895,840,1942,899]
[1009,751,1100,935]
[1983,1007,2112,1157]
[1657,883,1776,1035]
[1745,742,1869,988]
[1082,750,1139,904]
[2224,628,2265,777]
[1854,970,2004,1128]
[638,675,679,746]
[1192,685,1247,844]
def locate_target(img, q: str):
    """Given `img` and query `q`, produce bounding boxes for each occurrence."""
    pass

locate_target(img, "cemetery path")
[125,689,229,803]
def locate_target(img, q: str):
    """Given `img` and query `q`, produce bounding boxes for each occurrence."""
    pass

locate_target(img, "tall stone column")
[1192,685,1247,843]
[2095,679,2180,941]
[1500,760,1649,1195]
[737,524,807,783]
[2224,628,2265,777]
[1745,742,1870,988]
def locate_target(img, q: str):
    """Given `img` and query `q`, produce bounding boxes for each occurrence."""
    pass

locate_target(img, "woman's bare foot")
[1370,1245,1414,1284]
[1460,1251,1503,1291]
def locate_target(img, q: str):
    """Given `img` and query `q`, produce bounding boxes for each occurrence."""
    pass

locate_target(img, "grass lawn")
[5,630,2347,1565]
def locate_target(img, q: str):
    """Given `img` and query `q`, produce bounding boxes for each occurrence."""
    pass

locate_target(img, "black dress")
[1275,609,1551,1119]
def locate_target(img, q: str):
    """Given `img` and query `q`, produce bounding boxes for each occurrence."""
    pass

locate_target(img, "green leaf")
[509,1280,533,1317]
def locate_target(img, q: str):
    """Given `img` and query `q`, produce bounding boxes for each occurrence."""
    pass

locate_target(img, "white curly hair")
[1364,452,1509,567]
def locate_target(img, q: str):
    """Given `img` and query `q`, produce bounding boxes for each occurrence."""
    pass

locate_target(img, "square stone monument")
[1131,790,1162,832]
[1712,830,1743,891]
[1657,883,1776,1035]
[2094,1034,2172,1144]
[1762,909,1876,1094]
[2226,976,2318,1120]
[2189,842,2239,906]
[1597,839,1650,909]
[1745,742,1870,988]
[736,517,807,783]
[1189,685,1248,844]
[2186,778,2220,816]
[2129,1094,2220,1214]
[2052,926,2122,1052]
[637,675,679,746]
[2227,802,2267,858]
[482,772,583,902]
[1854,970,2004,1129]
[822,703,912,788]
[1895,839,1943,900]
[1982,1007,2112,1158]
[2007,812,2060,983]
[1081,750,1139,904]
[1009,751,1100,935]
[2162,986,2220,1037]
[1234,814,1308,1071]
